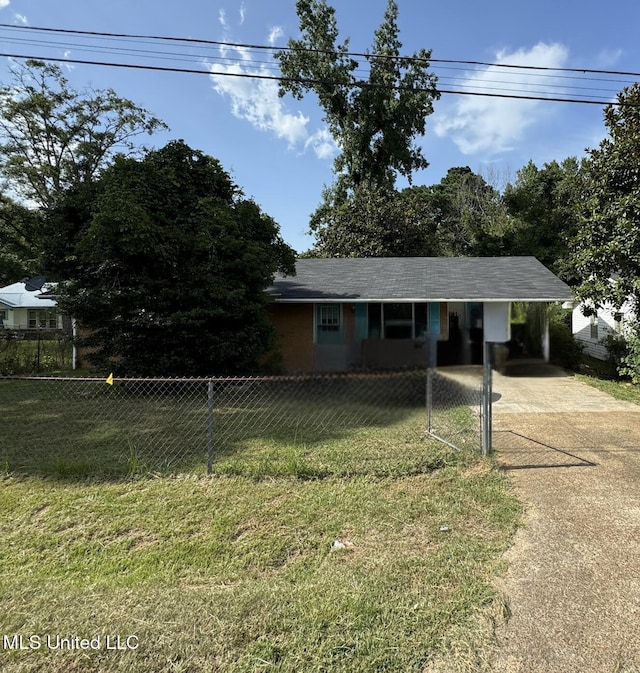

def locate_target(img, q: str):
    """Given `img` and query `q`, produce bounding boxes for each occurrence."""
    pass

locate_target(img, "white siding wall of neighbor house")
[572,302,633,360]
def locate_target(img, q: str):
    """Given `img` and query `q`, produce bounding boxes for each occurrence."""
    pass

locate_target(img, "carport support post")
[482,341,493,455]
[207,379,214,474]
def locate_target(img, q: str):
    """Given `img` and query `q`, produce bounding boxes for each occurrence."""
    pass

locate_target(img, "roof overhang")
[268,297,573,304]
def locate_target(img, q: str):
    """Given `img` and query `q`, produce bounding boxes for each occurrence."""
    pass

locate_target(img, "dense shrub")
[601,333,629,379]
[549,320,584,371]
[0,332,72,374]
[607,320,640,384]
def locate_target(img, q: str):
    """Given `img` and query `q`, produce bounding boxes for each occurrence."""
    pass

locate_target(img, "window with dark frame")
[590,312,598,340]
[383,303,413,339]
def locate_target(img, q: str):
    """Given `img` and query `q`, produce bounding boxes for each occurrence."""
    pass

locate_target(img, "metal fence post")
[206,379,214,474]
[482,342,493,455]
[426,336,437,433]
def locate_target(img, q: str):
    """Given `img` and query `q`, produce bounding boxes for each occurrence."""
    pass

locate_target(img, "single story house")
[0,280,62,331]
[267,256,573,372]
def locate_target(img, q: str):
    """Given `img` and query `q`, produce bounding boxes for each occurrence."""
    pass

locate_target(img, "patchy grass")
[575,372,640,405]
[0,461,520,672]
[0,373,478,479]
[0,373,520,671]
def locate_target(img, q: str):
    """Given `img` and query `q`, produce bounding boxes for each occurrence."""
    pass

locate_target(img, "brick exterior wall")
[267,303,314,372]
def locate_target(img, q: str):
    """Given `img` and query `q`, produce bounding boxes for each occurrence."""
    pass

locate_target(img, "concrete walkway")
[488,365,640,672]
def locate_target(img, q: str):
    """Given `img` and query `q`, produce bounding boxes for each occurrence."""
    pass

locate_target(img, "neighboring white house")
[572,299,635,360]
[0,280,62,331]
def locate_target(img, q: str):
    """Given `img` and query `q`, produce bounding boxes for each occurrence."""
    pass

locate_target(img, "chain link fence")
[0,362,491,478]
[1,369,481,478]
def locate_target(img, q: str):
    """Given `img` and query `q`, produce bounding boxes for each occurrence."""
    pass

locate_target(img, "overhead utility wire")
[3,23,640,80]
[2,23,637,101]
[0,51,630,107]
[3,35,627,98]
[3,33,633,96]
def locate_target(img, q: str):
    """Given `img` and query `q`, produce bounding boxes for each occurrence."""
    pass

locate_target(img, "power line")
[3,22,640,80]
[3,33,630,98]
[0,23,637,106]
[0,51,629,107]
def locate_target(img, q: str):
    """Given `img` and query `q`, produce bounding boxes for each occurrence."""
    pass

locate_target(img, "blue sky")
[1,0,639,252]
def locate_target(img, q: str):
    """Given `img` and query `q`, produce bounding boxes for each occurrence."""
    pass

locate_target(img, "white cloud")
[597,48,623,68]
[434,43,569,155]
[208,12,335,158]
[207,46,309,148]
[0,0,10,10]
[304,127,338,159]
[268,26,284,46]
[305,128,338,160]
[62,50,74,71]
[207,37,336,159]
[14,13,27,24]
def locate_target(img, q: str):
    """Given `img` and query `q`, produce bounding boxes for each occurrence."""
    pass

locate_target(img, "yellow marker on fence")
[106,373,114,386]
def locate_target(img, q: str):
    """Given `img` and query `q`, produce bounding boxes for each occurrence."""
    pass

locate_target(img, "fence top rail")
[0,369,428,384]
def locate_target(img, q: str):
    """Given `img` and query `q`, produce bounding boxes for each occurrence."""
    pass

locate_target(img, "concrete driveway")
[488,364,640,672]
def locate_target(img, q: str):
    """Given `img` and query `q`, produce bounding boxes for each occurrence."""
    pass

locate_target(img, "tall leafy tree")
[0,193,42,284]
[572,84,640,311]
[308,185,440,257]
[571,84,640,381]
[504,158,586,280]
[277,0,439,254]
[58,141,296,376]
[427,167,512,257]
[0,59,167,210]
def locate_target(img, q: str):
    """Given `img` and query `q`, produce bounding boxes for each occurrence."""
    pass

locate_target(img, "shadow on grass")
[0,371,479,482]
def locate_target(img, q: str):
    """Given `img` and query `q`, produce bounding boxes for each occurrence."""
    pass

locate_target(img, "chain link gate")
[425,339,493,455]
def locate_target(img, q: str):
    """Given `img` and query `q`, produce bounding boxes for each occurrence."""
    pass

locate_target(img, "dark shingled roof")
[268,257,573,302]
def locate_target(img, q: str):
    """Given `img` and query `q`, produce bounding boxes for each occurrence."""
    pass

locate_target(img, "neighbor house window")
[28,309,58,329]
[589,312,598,340]
[0,309,6,327]
[613,312,624,334]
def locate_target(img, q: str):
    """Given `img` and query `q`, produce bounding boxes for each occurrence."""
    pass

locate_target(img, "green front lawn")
[0,465,519,672]
[0,376,520,672]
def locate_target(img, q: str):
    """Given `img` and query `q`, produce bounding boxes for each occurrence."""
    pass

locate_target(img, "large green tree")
[307,185,440,257]
[571,84,640,381]
[0,194,42,284]
[0,60,167,210]
[306,166,512,258]
[0,60,167,280]
[277,0,439,254]
[572,84,640,311]
[426,167,512,257]
[504,158,586,280]
[58,141,296,376]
